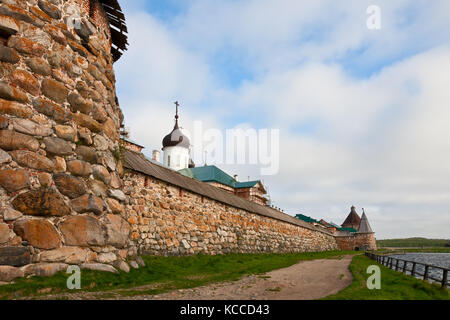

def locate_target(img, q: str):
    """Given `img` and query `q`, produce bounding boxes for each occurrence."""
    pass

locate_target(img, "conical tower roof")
[357,209,373,233]
[341,206,361,228]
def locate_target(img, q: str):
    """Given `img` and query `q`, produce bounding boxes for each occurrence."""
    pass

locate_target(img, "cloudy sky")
[114,0,450,239]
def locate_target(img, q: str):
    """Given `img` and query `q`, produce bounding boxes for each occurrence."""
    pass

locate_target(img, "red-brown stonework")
[0,0,131,276]
[0,169,29,192]
[123,171,338,256]
[14,219,61,250]
[335,233,377,251]
[12,188,71,217]
[59,215,106,247]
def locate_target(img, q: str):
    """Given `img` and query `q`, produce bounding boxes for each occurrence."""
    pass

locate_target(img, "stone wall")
[335,233,377,251]
[123,171,338,256]
[0,0,136,281]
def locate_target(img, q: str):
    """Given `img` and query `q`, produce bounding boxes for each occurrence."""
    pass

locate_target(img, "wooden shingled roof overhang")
[123,150,334,236]
[99,0,128,61]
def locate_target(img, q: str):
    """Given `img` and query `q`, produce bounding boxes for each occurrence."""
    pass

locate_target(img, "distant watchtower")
[341,206,361,230]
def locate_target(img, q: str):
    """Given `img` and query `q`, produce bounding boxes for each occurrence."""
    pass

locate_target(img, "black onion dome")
[162,126,190,149]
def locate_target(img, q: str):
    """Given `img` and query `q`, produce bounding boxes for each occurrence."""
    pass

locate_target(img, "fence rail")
[365,252,449,288]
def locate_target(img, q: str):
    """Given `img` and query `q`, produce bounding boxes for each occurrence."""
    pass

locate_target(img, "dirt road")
[33,255,354,300]
[135,255,354,300]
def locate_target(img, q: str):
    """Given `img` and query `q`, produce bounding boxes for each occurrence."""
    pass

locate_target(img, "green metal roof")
[295,214,319,224]
[338,227,357,233]
[179,166,235,187]
[235,181,259,189]
[179,166,262,190]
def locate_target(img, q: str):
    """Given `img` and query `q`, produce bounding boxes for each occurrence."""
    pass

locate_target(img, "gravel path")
[144,255,353,300]
[33,255,354,300]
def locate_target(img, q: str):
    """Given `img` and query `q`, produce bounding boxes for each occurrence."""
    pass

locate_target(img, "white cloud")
[115,1,450,239]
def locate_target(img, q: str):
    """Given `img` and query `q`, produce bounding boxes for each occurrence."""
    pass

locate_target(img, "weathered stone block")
[80,263,118,274]
[41,78,68,103]
[26,57,51,76]
[106,198,123,215]
[75,145,97,163]
[40,247,93,264]
[12,118,52,136]
[2,207,23,221]
[59,215,106,247]
[32,97,72,123]
[72,112,102,133]
[0,81,29,103]
[14,219,62,250]
[0,169,29,192]
[43,137,72,156]
[12,188,71,217]
[0,130,39,151]
[0,222,11,244]
[7,36,45,57]
[53,173,87,199]
[71,194,103,215]
[10,150,55,172]
[67,159,92,177]
[92,164,111,185]
[113,260,130,273]
[105,214,130,248]
[0,247,31,267]
[68,92,92,114]
[11,69,40,96]
[0,266,24,282]
[21,263,68,277]
[0,98,32,118]
[0,44,19,64]
[37,0,61,20]
[55,125,76,142]
[0,4,44,28]
[97,252,116,264]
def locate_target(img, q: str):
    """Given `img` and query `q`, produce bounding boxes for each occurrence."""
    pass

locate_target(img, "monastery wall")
[123,171,338,256]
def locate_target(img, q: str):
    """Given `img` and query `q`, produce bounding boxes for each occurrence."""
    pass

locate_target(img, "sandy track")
[137,255,354,300]
[31,255,354,300]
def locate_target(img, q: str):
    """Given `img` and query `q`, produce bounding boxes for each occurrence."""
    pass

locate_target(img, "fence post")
[442,269,448,288]
[402,261,407,273]
[395,259,399,271]
[412,263,416,277]
[424,265,429,281]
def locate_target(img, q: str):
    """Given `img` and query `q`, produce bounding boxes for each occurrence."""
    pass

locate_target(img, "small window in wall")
[168,155,171,167]
[145,177,150,188]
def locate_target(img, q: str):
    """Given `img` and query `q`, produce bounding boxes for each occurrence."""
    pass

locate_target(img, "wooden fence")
[365,252,449,288]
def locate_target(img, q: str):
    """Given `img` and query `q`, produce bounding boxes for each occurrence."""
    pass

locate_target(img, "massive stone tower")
[0,0,135,278]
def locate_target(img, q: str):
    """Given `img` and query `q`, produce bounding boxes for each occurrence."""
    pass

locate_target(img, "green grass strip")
[0,250,356,299]
[324,255,449,300]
